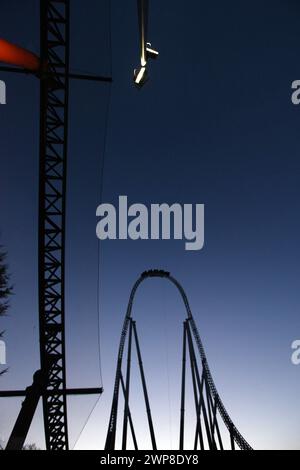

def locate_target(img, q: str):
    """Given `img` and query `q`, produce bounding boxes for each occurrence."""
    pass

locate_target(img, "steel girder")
[39,0,70,450]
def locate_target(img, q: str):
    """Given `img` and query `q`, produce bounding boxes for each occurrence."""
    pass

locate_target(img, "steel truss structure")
[0,0,111,450]
[39,0,70,450]
[105,270,253,451]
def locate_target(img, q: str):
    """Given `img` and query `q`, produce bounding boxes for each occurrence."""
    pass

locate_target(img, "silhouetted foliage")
[22,443,40,450]
[0,245,13,376]
[0,443,40,450]
[0,246,12,316]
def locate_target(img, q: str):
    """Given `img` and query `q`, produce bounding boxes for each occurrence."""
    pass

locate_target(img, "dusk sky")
[1,0,300,450]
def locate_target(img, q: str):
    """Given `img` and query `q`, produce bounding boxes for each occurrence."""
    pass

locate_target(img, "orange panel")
[0,38,40,71]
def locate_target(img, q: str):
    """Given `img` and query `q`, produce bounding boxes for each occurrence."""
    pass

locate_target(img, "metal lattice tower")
[0,0,111,450]
[105,270,253,451]
[38,0,70,450]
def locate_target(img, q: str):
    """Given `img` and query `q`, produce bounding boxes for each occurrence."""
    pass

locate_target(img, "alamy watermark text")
[0,340,6,366]
[0,80,6,105]
[96,196,204,251]
[291,340,300,365]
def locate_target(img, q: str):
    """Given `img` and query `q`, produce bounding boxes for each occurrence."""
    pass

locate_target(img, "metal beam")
[179,321,187,450]
[68,72,112,82]
[5,370,47,451]
[0,65,112,82]
[132,321,157,451]
[122,319,133,450]
[0,387,103,398]
[137,0,149,67]
[0,65,32,75]
[186,322,212,450]
[39,0,70,450]
[120,373,138,450]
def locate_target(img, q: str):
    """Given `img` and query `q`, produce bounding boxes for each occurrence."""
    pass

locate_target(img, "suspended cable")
[58,1,113,451]
[72,394,103,450]
[96,0,113,388]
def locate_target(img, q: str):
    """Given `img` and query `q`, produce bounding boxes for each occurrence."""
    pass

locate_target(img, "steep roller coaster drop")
[0,1,252,450]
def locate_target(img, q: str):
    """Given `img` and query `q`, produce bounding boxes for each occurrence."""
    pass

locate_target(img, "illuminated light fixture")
[146,42,159,60]
[134,0,158,88]
[134,66,148,88]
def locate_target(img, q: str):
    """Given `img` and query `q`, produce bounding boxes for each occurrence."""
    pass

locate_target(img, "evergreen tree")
[0,245,13,375]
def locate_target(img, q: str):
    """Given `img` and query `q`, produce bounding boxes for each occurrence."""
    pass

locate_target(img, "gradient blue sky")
[0,0,300,450]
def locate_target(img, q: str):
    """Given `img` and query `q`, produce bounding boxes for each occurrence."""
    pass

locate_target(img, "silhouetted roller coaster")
[105,269,253,451]
[0,2,253,451]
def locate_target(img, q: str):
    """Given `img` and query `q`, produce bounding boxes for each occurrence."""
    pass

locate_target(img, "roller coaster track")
[105,269,253,451]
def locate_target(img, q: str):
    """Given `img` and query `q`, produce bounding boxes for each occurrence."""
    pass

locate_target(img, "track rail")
[105,269,253,450]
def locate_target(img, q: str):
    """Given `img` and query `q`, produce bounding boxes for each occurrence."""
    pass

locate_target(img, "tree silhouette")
[0,442,40,450]
[22,443,40,450]
[0,245,13,376]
